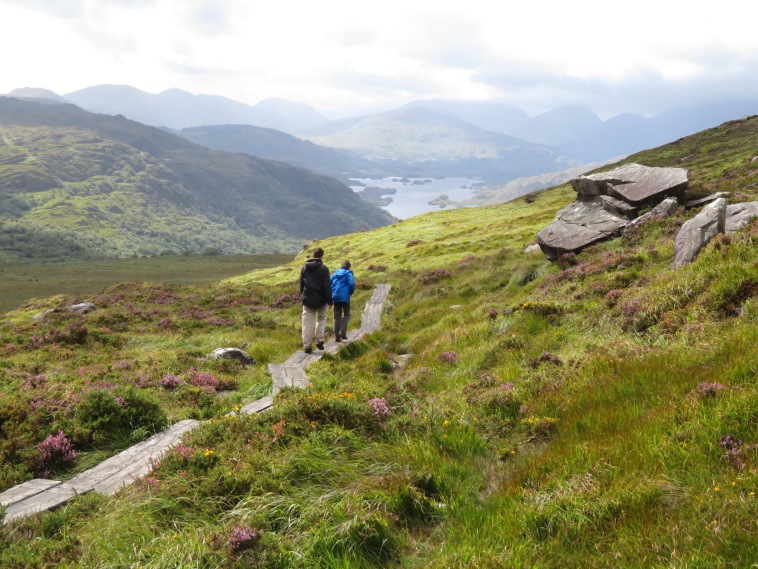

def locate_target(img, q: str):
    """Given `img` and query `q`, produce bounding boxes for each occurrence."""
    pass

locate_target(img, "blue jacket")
[330,268,355,302]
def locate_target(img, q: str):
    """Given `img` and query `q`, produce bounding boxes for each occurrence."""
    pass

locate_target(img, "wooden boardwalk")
[1,284,391,525]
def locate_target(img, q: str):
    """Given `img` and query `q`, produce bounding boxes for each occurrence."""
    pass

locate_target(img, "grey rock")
[600,194,638,218]
[538,164,690,261]
[673,198,727,267]
[207,347,256,365]
[68,301,96,315]
[572,163,688,206]
[536,199,629,260]
[524,243,541,254]
[32,308,60,321]
[623,197,680,233]
[685,192,730,209]
[725,201,758,233]
[651,196,682,217]
[32,301,96,321]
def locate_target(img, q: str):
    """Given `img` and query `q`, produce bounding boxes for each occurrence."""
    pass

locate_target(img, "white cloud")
[1,0,757,117]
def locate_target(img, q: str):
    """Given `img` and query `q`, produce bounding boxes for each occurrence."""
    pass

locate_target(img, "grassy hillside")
[0,254,292,315]
[0,98,394,260]
[0,117,756,567]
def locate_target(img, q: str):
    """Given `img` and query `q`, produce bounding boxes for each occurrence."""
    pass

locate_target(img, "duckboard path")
[1,284,391,525]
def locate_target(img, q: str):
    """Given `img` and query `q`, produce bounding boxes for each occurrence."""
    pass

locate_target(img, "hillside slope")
[0,97,394,259]
[0,117,756,567]
[304,106,577,182]
[178,124,380,182]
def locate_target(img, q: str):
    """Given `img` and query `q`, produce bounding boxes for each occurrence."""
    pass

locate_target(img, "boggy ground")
[0,117,756,567]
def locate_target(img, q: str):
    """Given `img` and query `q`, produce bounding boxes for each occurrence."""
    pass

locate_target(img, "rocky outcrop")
[536,163,688,260]
[673,198,727,267]
[32,301,96,321]
[725,202,758,233]
[570,163,688,206]
[535,199,629,261]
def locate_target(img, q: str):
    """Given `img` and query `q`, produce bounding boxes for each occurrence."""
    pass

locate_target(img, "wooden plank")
[0,479,63,507]
[240,396,273,415]
[0,284,392,524]
[3,483,78,524]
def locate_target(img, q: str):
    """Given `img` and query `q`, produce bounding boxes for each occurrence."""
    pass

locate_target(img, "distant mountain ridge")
[22,85,331,133]
[0,97,393,260]
[6,85,756,187]
[178,124,382,182]
[300,106,575,182]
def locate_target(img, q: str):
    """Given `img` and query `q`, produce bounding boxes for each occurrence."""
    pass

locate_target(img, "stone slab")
[572,163,688,206]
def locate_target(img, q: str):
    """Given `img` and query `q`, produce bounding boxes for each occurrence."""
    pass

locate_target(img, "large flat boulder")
[536,164,689,261]
[536,199,629,260]
[572,163,688,207]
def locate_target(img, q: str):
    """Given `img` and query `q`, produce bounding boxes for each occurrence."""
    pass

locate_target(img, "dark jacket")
[300,258,332,308]
[330,268,355,303]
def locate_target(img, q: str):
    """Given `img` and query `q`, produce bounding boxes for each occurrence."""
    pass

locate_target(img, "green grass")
[0,253,292,314]
[0,116,756,567]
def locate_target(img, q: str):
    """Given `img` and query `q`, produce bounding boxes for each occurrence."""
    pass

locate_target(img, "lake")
[349,177,483,220]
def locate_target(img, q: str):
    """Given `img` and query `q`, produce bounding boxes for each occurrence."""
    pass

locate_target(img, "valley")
[0,254,291,314]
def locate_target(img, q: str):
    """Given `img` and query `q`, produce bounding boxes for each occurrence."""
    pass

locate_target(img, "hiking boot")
[316,342,324,350]
[304,347,313,354]
[341,334,348,340]
[335,336,342,342]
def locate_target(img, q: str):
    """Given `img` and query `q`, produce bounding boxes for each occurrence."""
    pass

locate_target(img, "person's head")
[312,247,324,259]
[341,260,351,269]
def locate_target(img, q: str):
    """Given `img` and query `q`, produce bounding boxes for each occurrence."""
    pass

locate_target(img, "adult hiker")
[300,247,332,353]
[330,260,356,342]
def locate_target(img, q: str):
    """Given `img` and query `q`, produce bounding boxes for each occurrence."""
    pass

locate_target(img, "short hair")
[312,247,324,258]
[341,260,351,269]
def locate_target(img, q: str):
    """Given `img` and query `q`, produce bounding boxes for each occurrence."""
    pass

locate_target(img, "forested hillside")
[0,98,394,260]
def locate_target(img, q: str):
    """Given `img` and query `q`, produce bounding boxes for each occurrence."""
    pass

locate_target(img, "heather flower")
[696,382,725,398]
[37,430,77,468]
[368,397,391,418]
[186,368,219,393]
[439,351,459,365]
[172,442,196,461]
[228,525,264,552]
[487,307,499,319]
[161,374,182,389]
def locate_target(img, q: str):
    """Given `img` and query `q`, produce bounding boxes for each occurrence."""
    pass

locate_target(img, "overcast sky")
[2,0,757,119]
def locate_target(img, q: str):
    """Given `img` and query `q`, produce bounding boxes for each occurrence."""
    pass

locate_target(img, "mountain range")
[8,85,757,181]
[0,97,394,260]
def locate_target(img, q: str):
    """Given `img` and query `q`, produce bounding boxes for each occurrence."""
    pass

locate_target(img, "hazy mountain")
[63,85,327,133]
[253,98,330,131]
[6,87,69,105]
[178,124,380,182]
[0,97,394,260]
[508,105,604,146]
[401,99,530,135]
[13,83,755,181]
[405,98,758,162]
[303,107,576,182]
[555,99,758,161]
